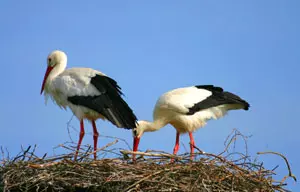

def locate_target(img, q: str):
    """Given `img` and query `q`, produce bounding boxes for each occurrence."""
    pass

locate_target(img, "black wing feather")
[68,75,137,129]
[187,85,250,115]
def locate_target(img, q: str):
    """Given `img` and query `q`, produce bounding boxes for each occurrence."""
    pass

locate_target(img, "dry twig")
[257,151,297,183]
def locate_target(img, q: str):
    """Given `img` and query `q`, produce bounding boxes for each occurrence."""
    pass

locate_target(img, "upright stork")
[40,50,138,160]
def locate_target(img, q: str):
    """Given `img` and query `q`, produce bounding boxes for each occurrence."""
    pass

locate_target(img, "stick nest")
[0,130,296,192]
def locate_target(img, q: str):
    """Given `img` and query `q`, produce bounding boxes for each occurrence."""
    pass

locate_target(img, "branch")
[124,170,163,192]
[120,150,183,160]
[257,151,297,182]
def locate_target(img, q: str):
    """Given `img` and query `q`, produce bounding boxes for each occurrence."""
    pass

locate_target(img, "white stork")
[132,85,249,160]
[40,50,138,160]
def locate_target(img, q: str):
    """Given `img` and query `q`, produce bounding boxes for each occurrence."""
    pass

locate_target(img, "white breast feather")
[52,68,105,97]
[45,68,106,119]
[171,106,229,133]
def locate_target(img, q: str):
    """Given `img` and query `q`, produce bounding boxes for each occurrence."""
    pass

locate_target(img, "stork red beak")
[40,66,54,94]
[133,136,140,161]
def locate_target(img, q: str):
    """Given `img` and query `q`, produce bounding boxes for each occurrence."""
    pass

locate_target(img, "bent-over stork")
[132,85,249,160]
[40,50,138,160]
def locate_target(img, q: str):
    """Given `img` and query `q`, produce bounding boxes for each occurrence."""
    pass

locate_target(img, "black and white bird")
[132,85,249,160]
[40,50,138,160]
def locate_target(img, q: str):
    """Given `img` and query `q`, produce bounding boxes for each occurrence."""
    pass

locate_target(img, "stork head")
[40,50,68,94]
[47,50,67,67]
[132,120,151,161]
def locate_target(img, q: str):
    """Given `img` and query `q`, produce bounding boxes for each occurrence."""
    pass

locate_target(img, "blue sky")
[0,1,299,190]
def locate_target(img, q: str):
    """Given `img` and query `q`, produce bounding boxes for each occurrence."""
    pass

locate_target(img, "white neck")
[49,62,67,80]
[44,62,67,92]
[138,119,167,133]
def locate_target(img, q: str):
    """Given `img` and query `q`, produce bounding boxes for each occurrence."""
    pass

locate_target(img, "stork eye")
[48,58,52,63]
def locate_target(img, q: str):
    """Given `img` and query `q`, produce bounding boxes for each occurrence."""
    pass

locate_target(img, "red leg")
[74,119,85,161]
[173,131,180,155]
[189,132,195,160]
[171,131,180,163]
[92,120,99,160]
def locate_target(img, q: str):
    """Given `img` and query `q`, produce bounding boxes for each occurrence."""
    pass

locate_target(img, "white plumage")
[41,50,137,160]
[133,85,249,160]
[154,87,226,132]
[45,68,106,120]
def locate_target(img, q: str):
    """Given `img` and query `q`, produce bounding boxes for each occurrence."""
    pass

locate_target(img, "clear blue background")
[0,1,299,190]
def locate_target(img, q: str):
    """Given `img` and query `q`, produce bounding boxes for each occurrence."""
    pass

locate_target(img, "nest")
[0,130,296,192]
